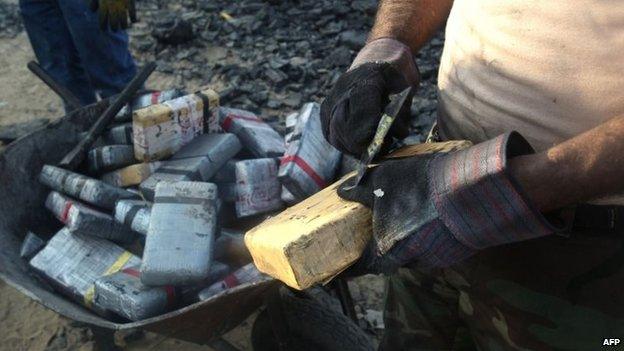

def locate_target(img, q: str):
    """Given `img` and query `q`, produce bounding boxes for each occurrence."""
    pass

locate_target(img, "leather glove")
[338,133,560,275]
[320,38,420,157]
[90,0,137,31]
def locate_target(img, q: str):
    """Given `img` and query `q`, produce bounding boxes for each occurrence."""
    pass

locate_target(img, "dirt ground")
[0,29,386,351]
[0,31,191,129]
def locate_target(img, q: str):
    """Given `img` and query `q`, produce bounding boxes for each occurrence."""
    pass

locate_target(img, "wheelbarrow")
[0,101,373,350]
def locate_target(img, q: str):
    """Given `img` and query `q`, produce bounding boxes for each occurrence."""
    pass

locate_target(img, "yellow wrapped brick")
[133,89,219,162]
[244,140,473,290]
[100,162,162,188]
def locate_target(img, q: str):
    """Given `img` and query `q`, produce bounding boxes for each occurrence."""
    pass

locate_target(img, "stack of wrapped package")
[24,89,343,322]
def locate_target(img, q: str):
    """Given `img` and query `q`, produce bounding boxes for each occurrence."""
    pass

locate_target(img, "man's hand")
[321,60,416,157]
[320,39,419,157]
[90,0,137,31]
[319,0,454,157]
[338,133,559,275]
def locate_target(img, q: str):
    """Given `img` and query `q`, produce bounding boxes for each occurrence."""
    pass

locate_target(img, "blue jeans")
[19,0,136,109]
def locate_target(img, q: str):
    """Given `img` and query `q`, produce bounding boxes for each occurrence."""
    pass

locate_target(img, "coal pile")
[1,0,443,141]
[128,0,443,140]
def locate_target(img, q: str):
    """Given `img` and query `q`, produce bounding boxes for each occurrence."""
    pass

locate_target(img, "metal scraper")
[344,86,413,190]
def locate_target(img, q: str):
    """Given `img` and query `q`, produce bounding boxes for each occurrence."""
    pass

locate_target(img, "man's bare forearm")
[369,0,454,53]
[510,116,624,212]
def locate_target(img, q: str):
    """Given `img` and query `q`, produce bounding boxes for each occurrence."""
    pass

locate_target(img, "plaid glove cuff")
[430,132,558,250]
[386,218,476,269]
[350,38,420,87]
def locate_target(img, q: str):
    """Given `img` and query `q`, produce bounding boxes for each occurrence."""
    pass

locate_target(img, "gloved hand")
[90,0,137,31]
[338,133,559,275]
[320,38,420,157]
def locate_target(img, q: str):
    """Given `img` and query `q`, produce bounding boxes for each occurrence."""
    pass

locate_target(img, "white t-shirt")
[437,0,624,153]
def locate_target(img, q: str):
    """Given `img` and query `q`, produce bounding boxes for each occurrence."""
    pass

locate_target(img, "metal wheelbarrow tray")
[0,101,279,344]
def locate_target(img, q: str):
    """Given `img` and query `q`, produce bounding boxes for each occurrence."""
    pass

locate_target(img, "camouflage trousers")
[379,229,624,350]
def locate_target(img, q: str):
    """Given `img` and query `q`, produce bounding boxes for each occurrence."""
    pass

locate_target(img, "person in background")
[19,0,136,111]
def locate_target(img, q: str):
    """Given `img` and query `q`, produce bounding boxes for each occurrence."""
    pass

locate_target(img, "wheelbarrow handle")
[27,61,82,111]
[58,62,156,170]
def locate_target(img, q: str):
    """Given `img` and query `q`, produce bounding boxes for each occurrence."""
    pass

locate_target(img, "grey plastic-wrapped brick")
[45,191,136,243]
[87,145,136,174]
[234,158,283,218]
[197,263,264,301]
[94,266,176,321]
[115,89,186,122]
[178,261,232,304]
[103,123,133,145]
[141,181,219,286]
[19,231,45,260]
[114,200,152,236]
[29,228,140,312]
[278,102,342,200]
[139,157,206,200]
[139,134,241,200]
[44,190,74,224]
[217,107,285,158]
[170,133,241,161]
[211,159,238,183]
[40,165,138,210]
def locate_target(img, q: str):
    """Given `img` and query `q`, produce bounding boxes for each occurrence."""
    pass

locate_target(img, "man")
[321,0,624,349]
[19,0,136,111]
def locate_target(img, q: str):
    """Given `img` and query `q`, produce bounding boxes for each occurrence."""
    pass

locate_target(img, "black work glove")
[90,0,137,31]
[338,133,559,276]
[320,38,420,157]
[320,62,415,157]
[338,155,462,276]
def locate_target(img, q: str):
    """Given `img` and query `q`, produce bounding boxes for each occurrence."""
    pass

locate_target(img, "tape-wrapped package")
[141,181,219,286]
[87,145,136,174]
[45,191,136,243]
[234,158,283,218]
[29,228,140,312]
[39,165,138,210]
[114,200,152,236]
[217,107,285,158]
[115,89,186,122]
[94,266,176,321]
[278,102,342,200]
[133,89,219,162]
[139,133,241,200]
[100,162,161,188]
[103,123,133,145]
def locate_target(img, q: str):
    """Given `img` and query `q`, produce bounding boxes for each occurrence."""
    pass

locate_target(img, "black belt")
[569,204,624,234]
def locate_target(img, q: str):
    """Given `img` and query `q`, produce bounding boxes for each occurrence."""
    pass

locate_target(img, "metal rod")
[27,61,82,111]
[58,62,156,170]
